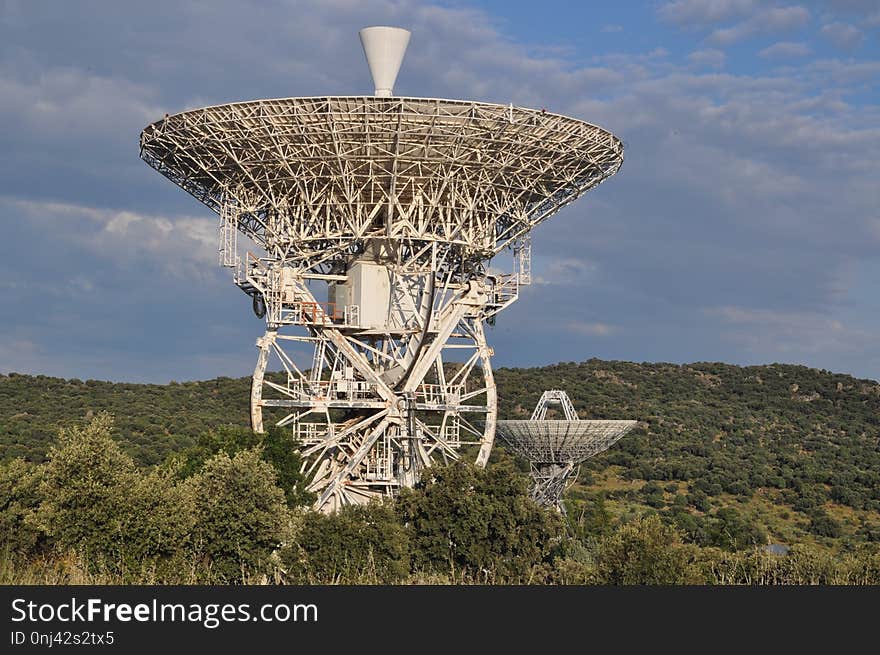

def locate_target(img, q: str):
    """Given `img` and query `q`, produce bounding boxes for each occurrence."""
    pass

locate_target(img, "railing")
[283,377,376,401]
[417,383,446,404]
[491,274,519,306]
[442,420,460,446]
[291,301,363,327]
[237,255,363,328]
[294,422,325,445]
[218,202,240,269]
[364,433,392,481]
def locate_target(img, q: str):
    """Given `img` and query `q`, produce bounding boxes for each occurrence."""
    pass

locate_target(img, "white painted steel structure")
[139,28,624,512]
[497,391,636,512]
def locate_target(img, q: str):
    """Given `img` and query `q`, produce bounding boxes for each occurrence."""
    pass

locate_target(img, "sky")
[0,0,878,383]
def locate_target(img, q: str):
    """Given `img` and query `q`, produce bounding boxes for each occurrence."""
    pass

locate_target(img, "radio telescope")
[496,390,636,512]
[139,26,624,512]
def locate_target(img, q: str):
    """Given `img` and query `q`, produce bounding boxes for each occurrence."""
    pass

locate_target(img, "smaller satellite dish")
[497,390,637,512]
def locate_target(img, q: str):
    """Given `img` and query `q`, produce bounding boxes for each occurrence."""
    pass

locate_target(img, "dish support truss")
[226,232,530,512]
[531,389,579,421]
[530,462,578,513]
[528,390,578,511]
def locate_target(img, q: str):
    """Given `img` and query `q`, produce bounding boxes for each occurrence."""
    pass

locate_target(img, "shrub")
[187,448,288,582]
[0,458,44,557]
[37,413,140,567]
[593,515,702,584]
[396,460,563,581]
[284,503,409,583]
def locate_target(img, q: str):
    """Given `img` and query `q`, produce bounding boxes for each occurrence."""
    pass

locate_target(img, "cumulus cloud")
[707,5,811,45]
[820,22,864,49]
[687,48,727,68]
[2,0,880,381]
[759,41,811,57]
[2,197,220,279]
[565,322,615,337]
[658,0,761,26]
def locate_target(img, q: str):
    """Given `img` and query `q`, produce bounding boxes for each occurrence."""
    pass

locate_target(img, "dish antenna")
[496,391,637,512]
[140,28,624,512]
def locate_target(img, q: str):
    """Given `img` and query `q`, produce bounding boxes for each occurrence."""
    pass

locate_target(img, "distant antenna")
[359,26,411,97]
[497,390,637,513]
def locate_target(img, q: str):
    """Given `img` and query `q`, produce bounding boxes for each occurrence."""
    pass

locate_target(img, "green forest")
[2,359,880,584]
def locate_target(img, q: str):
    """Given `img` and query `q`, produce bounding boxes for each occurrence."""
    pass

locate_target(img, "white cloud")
[708,6,811,45]
[532,257,599,286]
[658,0,761,26]
[759,41,812,57]
[0,67,163,146]
[602,24,624,33]
[565,321,615,337]
[2,197,220,279]
[688,48,727,68]
[820,22,864,49]
[705,305,871,356]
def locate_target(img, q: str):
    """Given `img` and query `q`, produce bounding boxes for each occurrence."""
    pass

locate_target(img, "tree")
[35,414,195,576]
[37,413,140,566]
[593,515,702,584]
[118,465,195,570]
[0,458,44,557]
[396,460,563,581]
[704,507,767,551]
[285,502,409,583]
[178,425,314,507]
[808,510,842,538]
[187,448,288,582]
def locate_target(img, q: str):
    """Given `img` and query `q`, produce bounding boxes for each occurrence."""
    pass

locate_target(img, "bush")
[593,515,702,584]
[397,461,563,581]
[284,503,409,583]
[187,448,288,582]
[37,414,140,567]
[0,458,44,557]
[781,544,838,584]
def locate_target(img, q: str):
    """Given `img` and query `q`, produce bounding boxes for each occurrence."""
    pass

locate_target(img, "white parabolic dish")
[496,419,638,464]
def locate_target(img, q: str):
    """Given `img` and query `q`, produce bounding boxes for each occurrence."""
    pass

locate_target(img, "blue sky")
[1,0,878,382]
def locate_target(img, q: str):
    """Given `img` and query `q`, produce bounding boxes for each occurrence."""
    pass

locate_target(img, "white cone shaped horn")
[359,26,411,97]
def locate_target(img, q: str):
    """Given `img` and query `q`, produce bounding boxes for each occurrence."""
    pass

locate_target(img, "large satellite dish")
[140,27,624,512]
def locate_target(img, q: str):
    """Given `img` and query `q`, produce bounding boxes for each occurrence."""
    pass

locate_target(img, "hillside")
[2,359,880,551]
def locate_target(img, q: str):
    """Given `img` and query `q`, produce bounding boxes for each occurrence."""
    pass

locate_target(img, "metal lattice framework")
[497,391,636,512]
[139,95,623,512]
[140,96,623,265]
